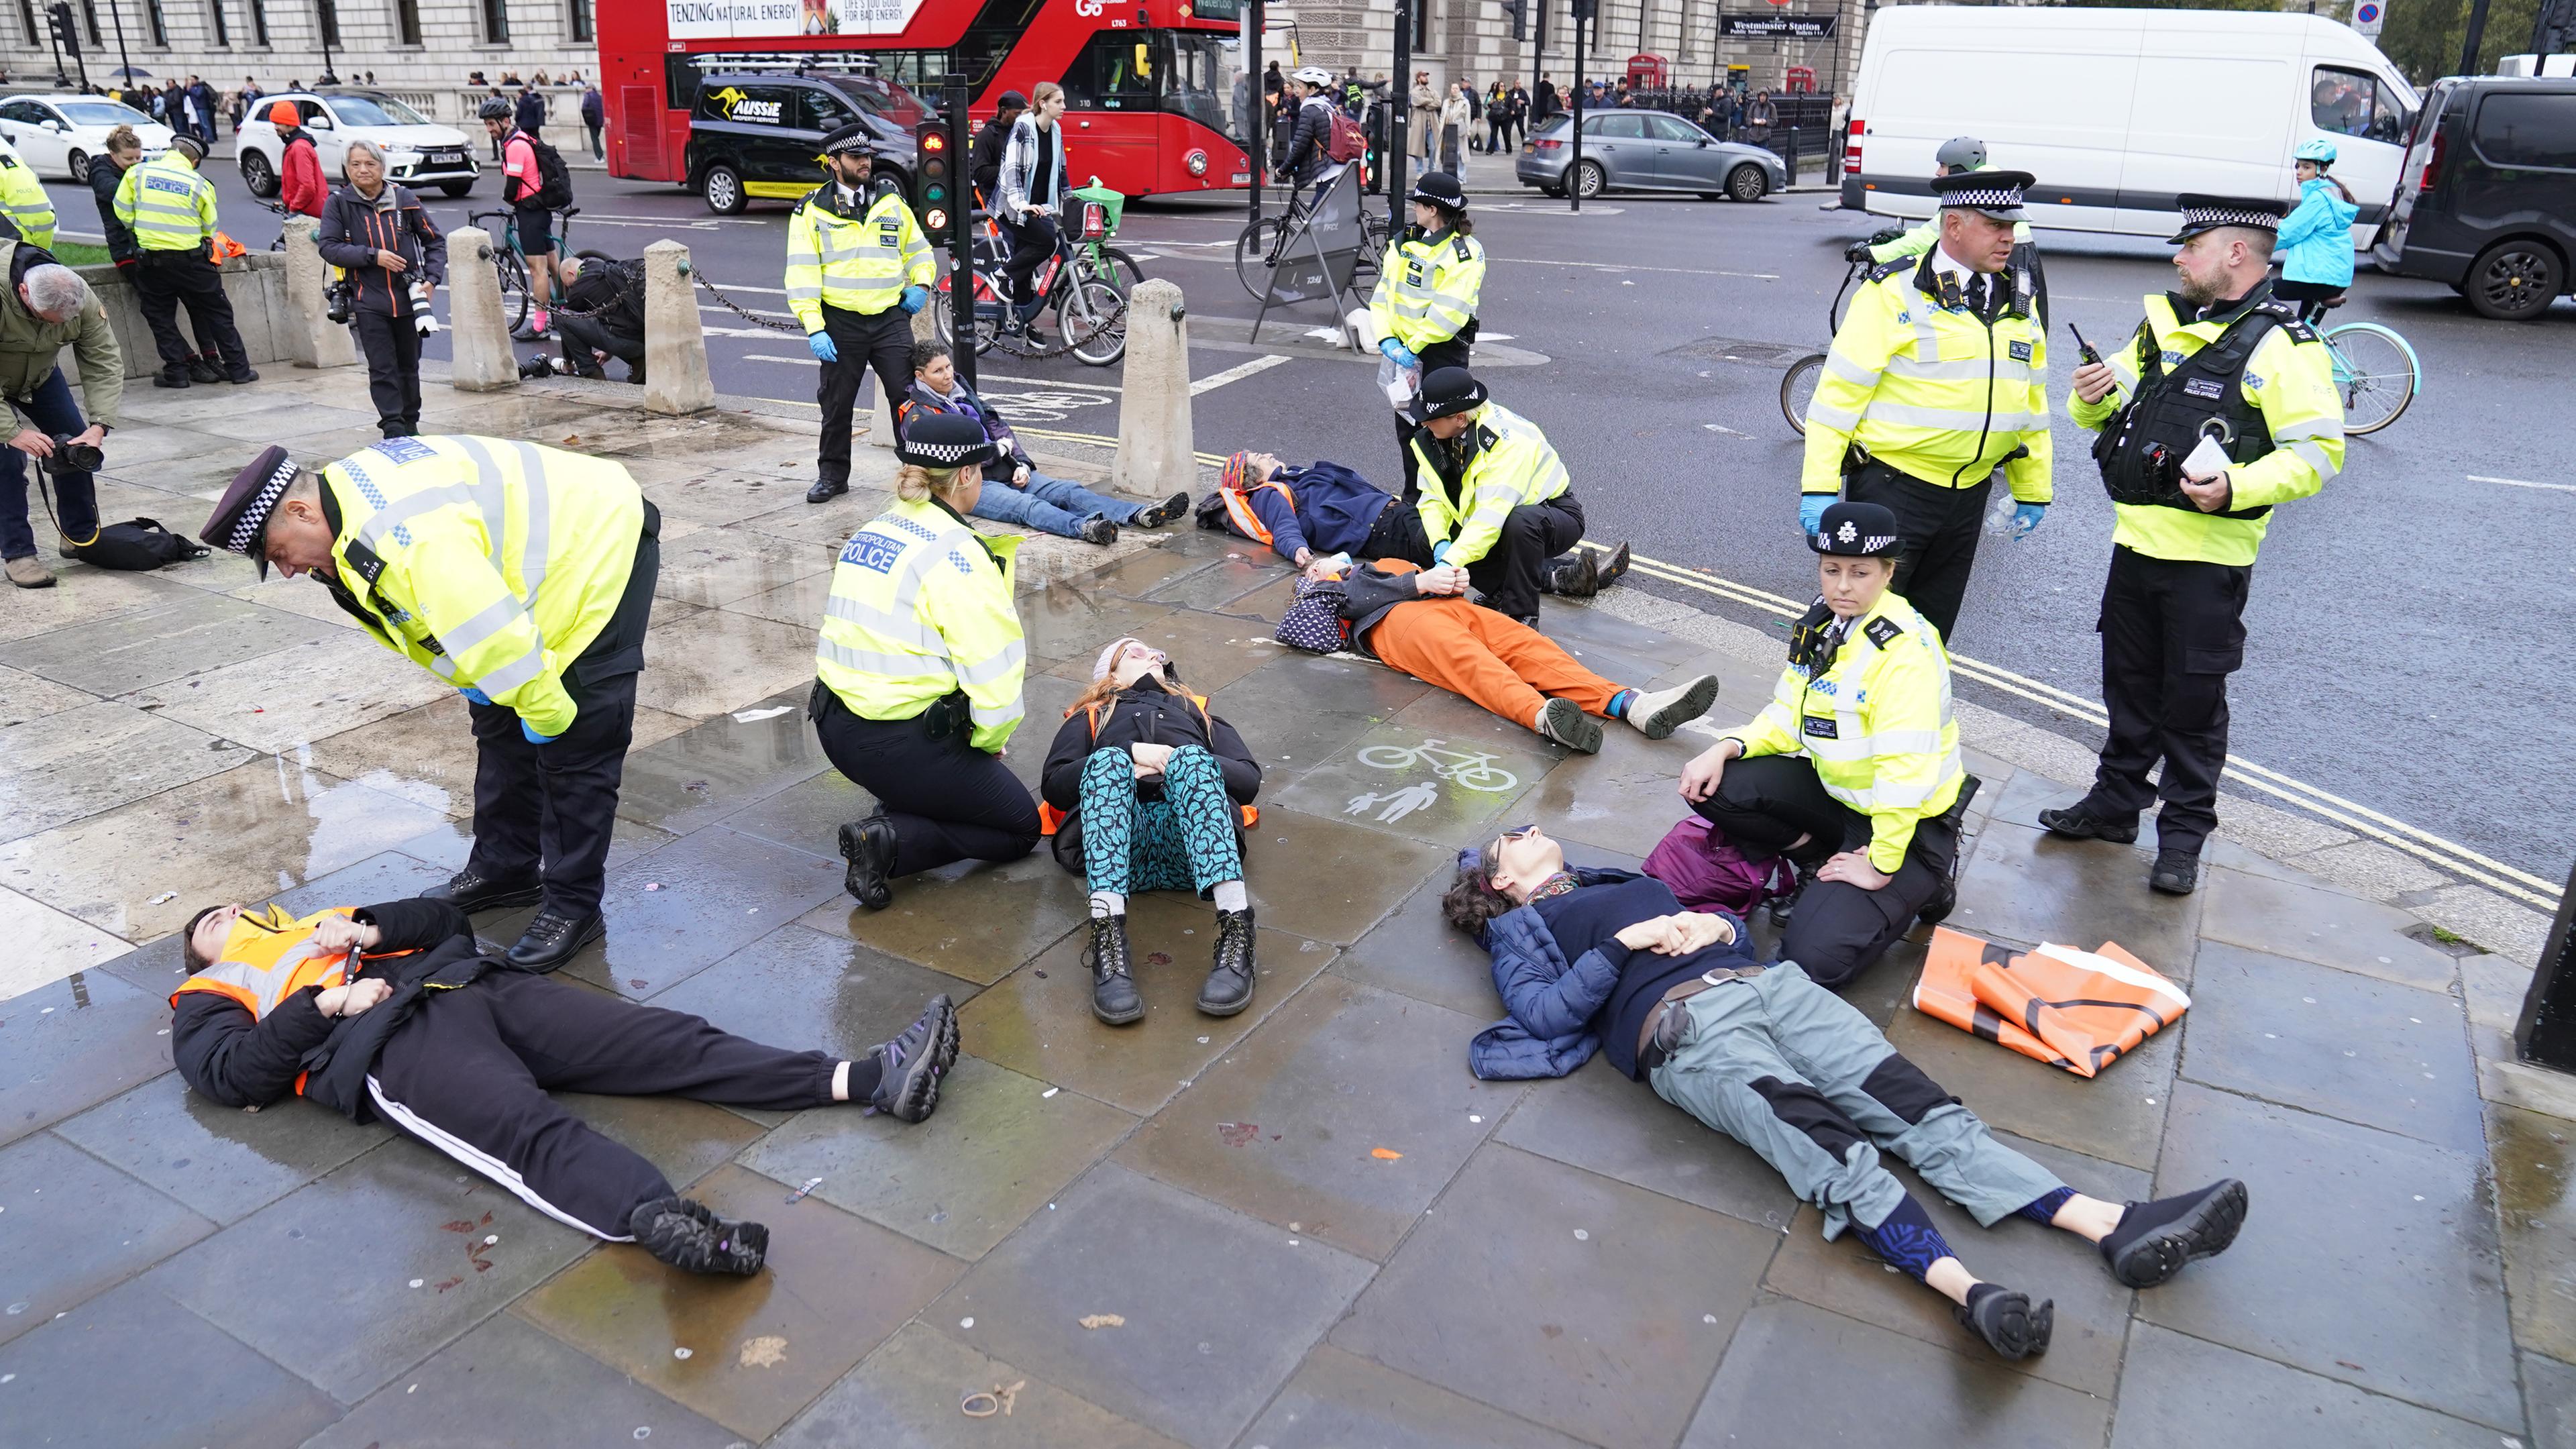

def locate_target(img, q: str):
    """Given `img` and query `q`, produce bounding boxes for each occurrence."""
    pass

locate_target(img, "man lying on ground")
[170,896,959,1275]
[1287,554,1714,753]
[1214,449,1629,596]
[1444,824,2249,1360]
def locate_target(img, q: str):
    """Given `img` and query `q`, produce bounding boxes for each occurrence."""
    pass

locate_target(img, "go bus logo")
[1073,0,1105,13]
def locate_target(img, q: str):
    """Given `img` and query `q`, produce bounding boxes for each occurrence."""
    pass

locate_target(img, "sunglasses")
[1479,824,1540,880]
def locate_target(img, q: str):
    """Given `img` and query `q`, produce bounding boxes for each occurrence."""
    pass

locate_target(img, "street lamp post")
[318,0,341,85]
[107,0,133,93]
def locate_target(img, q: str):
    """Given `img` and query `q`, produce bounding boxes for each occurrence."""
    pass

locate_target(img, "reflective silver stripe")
[429,654,458,679]
[505,441,553,611]
[1823,352,1880,387]
[786,285,823,302]
[1474,484,1525,508]
[822,276,904,293]
[953,639,1026,688]
[355,482,476,555]
[132,198,203,220]
[818,637,952,680]
[476,645,546,696]
[1911,309,1943,359]
[1858,401,2046,432]
[970,697,1025,728]
[437,593,527,657]
[194,938,342,1017]
[823,592,946,653]
[1886,354,2005,383]
[2284,439,2339,484]
[1805,399,1862,431]
[2270,417,2341,442]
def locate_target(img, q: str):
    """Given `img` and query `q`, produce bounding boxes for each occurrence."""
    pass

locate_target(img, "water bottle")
[1982,484,2018,539]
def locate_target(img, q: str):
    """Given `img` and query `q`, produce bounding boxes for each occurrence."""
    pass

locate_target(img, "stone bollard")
[643,239,716,416]
[1112,278,1193,498]
[280,216,358,369]
[445,226,517,392]
[867,304,940,449]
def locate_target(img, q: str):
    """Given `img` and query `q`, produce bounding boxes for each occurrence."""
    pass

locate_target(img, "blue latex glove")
[458,686,491,706]
[1799,494,1831,537]
[1432,540,1451,564]
[898,284,928,315]
[807,331,837,363]
[2012,502,2047,539]
[521,720,560,746]
[1378,337,1417,369]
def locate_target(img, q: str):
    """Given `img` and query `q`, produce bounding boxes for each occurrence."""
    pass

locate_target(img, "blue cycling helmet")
[2294,137,2338,166]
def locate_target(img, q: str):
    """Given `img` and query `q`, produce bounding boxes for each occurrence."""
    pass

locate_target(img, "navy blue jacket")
[1228,460,1393,563]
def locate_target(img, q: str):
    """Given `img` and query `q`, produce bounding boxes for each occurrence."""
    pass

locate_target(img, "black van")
[685,70,929,215]
[2374,74,2576,320]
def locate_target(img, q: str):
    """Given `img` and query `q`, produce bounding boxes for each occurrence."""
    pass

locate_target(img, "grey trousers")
[1648,962,2063,1240]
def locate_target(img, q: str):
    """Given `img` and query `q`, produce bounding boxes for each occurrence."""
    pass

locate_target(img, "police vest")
[2090,304,2299,521]
[1218,478,1295,547]
[1034,694,1261,836]
[116,154,217,252]
[1408,401,1571,567]
[1371,227,1485,350]
[816,496,1027,751]
[0,150,56,250]
[784,186,932,331]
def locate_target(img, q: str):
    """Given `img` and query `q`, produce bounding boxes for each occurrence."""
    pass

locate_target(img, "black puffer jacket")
[1038,676,1261,873]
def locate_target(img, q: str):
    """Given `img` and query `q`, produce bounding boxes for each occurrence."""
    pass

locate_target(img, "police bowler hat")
[896,412,1000,472]
[1407,171,1468,212]
[820,123,877,159]
[200,445,301,580]
[1809,500,1904,558]
[1408,366,1488,423]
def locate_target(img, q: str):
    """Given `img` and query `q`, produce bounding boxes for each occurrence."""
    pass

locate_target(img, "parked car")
[0,93,170,183]
[235,90,480,199]
[1516,108,1784,202]
[2374,74,2576,321]
[686,70,927,215]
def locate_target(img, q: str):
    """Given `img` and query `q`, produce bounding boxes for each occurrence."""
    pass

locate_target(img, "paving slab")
[1239,1342,1599,1449]
[1332,1143,1776,1449]
[555,1091,770,1193]
[2200,865,2461,989]
[2110,1320,2508,1449]
[1679,1297,2112,1448]
[771,1321,1189,1449]
[305,1311,743,1448]
[711,761,878,858]
[0,661,95,724]
[121,629,453,755]
[1042,604,1285,692]
[633,606,828,720]
[0,967,177,1148]
[0,557,201,646]
[735,484,896,547]
[1275,720,1552,847]
[0,699,241,844]
[616,692,833,833]
[1495,1057,1801,1232]
[1521,722,1709,859]
[655,525,837,608]
[2141,1081,2522,1430]
[559,826,847,1001]
[1950,824,2206,972]
[1243,805,1461,944]
[1068,545,1229,602]
[0,1132,213,1346]
[1203,649,1430,786]
[1021,584,1177,667]
[934,1161,1377,1448]
[0,888,133,1000]
[796,846,1089,985]
[0,591,337,696]
[0,1277,339,1448]
[2528,1352,2576,1449]
[52,1072,392,1226]
[1335,873,1532,1020]
[1880,983,2182,1171]
[306,692,698,821]
[648,920,984,1061]
[722,564,835,629]
[1138,545,1277,612]
[2491,1102,2576,1364]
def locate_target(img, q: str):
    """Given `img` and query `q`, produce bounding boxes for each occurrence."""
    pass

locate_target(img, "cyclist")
[480,95,566,341]
[1854,136,2048,329]
[996,83,1072,343]
[1371,170,1484,492]
[2271,138,2357,324]
[1279,66,1349,209]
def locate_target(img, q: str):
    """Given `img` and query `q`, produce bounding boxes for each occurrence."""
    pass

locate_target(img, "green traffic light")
[926,184,945,202]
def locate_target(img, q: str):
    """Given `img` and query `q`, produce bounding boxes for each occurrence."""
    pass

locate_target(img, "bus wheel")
[702,164,747,216]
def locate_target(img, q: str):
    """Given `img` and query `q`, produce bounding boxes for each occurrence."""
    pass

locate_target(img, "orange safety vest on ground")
[1218,478,1296,547]
[169,905,410,1095]
[1911,927,2189,1078]
[1036,694,1260,836]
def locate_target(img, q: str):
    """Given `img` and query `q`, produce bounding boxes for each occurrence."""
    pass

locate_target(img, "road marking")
[2467,474,2576,494]
[705,281,790,295]
[1190,354,1292,395]
[743,354,816,365]
[1491,256,1777,280]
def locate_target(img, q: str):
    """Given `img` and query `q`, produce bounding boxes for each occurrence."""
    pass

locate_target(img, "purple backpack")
[1643,816,1796,916]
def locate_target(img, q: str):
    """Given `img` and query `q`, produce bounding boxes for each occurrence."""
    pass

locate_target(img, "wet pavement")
[1,371,2569,1448]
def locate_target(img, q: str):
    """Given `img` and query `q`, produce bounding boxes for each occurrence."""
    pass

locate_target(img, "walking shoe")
[1199,908,1258,1016]
[1625,674,1720,739]
[1771,859,1820,928]
[5,555,54,588]
[422,865,544,914]
[1547,550,1599,598]
[1955,1284,2053,1360]
[2100,1178,2248,1288]
[806,476,849,504]
[186,357,222,384]
[2149,849,2201,896]
[224,368,260,384]
[506,908,604,971]
[627,1195,769,1276]
[153,369,191,388]
[2037,802,2140,845]
[1085,912,1143,1024]
[867,994,958,1123]
[837,815,898,910]
[1135,491,1191,528]
[1077,515,1120,545]
[1532,697,1603,754]
[1593,541,1632,590]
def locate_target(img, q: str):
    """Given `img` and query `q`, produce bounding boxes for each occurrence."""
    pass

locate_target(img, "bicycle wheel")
[1354,745,1420,770]
[1450,764,1521,793]
[1780,354,1825,435]
[495,250,531,333]
[1090,245,1145,297]
[1063,278,1128,368]
[1234,216,1290,301]
[2323,321,2420,435]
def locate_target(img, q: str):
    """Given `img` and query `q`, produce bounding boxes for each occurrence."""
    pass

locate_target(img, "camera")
[411,280,439,337]
[40,434,103,477]
[325,276,355,326]
[517,354,557,380]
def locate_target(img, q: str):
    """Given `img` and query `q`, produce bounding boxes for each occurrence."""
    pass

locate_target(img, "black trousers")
[1393,327,1476,496]
[812,685,1040,877]
[135,250,248,375]
[1691,753,1959,991]
[1363,495,1433,566]
[1002,213,1059,307]
[815,305,914,488]
[557,312,645,381]
[2086,544,2248,857]
[352,310,423,437]
[1466,492,1585,622]
[464,505,660,918]
[368,970,839,1238]
[1842,460,1990,643]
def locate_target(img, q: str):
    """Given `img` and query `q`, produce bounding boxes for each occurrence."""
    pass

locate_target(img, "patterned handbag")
[1274,577,1350,653]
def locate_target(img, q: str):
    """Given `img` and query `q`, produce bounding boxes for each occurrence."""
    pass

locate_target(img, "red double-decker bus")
[596,0,1252,205]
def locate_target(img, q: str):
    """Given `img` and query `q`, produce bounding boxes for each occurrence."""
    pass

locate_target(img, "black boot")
[1917,775,1981,927]
[186,357,222,384]
[837,814,897,909]
[1198,908,1256,1016]
[2149,849,2202,896]
[421,865,543,914]
[1086,912,1142,1024]
[807,476,849,504]
[627,1196,768,1276]
[506,908,604,971]
[2037,800,2140,845]
[1771,858,1820,928]
[1548,550,1600,598]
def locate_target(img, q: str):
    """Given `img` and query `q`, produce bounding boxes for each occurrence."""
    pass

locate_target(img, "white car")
[235,89,480,199]
[0,94,171,184]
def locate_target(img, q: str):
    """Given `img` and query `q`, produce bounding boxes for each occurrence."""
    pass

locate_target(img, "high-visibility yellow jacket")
[2068,291,2344,568]
[1727,590,1964,874]
[1369,225,1485,351]
[1801,254,2052,504]
[785,183,934,332]
[0,146,55,250]
[318,436,645,737]
[1407,400,1571,568]
[114,152,219,253]
[817,495,1027,751]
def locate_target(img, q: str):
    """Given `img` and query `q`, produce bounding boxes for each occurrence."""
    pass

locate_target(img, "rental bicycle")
[932,206,1128,367]
[2304,297,2419,435]
[1780,232,1896,435]
[467,205,581,334]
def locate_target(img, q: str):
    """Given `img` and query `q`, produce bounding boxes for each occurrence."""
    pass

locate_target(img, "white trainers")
[1625,674,1721,739]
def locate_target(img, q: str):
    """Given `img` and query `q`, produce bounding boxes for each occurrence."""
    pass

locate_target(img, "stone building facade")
[1277,0,1864,99]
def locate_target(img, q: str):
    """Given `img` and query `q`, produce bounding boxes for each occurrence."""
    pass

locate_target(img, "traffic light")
[1503,0,1527,40]
[915,119,951,235]
[46,1,78,54]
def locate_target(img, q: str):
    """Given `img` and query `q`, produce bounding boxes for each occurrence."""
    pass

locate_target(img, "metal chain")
[692,272,804,333]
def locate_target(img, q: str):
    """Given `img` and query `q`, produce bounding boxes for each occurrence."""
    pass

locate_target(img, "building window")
[13,0,33,48]
[480,0,506,44]
[567,0,588,43]
[80,0,99,45]
[394,0,419,44]
[144,0,167,44]
[209,0,228,46]
[315,0,337,46]
[248,0,267,44]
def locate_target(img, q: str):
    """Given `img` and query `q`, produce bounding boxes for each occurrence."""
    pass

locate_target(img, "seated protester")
[1444,826,2249,1362]
[1217,449,1626,596]
[1405,367,1631,621]
[555,252,646,384]
[1296,555,1716,754]
[1040,637,1261,1025]
[170,896,961,1276]
[900,339,1185,545]
[1678,501,1978,991]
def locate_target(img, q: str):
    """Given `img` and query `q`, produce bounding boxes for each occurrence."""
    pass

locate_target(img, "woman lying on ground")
[1039,637,1262,1026]
[1443,823,2249,1362]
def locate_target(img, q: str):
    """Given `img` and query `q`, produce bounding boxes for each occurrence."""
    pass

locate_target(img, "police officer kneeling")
[792,124,934,504]
[812,413,1039,910]
[1407,366,1627,625]
[2045,196,2343,896]
[1677,501,1978,991]
[201,437,660,968]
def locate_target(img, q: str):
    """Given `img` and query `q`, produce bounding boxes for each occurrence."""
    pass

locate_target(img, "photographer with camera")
[0,247,119,589]
[317,140,446,439]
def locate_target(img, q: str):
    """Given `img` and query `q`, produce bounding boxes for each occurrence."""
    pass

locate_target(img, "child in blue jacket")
[2273,138,2359,320]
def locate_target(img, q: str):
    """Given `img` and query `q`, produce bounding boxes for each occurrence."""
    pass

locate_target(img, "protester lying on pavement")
[1444,826,2250,1362]
[170,896,960,1275]
[1287,554,1717,753]
[901,339,1187,544]
[1039,637,1262,1026]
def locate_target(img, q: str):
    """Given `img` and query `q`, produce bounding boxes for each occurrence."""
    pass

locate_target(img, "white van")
[1841,6,2417,249]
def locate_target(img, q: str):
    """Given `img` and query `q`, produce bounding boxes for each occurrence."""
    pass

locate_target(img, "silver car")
[1516,108,1786,203]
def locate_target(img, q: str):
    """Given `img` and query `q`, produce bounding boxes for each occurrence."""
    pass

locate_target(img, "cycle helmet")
[1292,65,1336,89]
[1935,136,1987,172]
[2294,137,2338,166]
[477,96,514,122]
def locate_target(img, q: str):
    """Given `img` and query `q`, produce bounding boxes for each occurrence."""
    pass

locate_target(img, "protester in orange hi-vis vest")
[168,894,963,1276]
[1911,928,2190,1078]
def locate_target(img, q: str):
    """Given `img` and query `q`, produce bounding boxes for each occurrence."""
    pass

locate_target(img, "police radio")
[2066,321,2102,367]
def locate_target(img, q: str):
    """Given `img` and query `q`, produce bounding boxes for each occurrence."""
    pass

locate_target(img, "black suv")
[2374,75,2576,320]
[685,70,928,215]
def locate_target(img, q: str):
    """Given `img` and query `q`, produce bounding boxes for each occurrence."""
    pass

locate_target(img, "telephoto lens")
[412,280,439,335]
[325,280,354,326]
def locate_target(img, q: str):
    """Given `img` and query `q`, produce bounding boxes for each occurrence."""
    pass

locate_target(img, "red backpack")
[1324,107,1368,164]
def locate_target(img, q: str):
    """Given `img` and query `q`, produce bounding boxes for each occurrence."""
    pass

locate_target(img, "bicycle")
[2303,296,2419,435]
[467,205,581,335]
[932,209,1128,367]
[1233,176,1388,302]
[1780,233,1896,435]
[1352,738,1521,793]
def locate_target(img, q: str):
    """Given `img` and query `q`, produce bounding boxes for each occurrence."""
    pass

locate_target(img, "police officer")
[1405,367,1628,625]
[0,137,56,250]
[1801,170,2051,643]
[1678,500,1978,991]
[1371,170,1483,493]
[113,133,256,388]
[811,412,1039,910]
[2045,196,2344,896]
[792,123,934,504]
[1853,136,2048,329]
[199,437,660,969]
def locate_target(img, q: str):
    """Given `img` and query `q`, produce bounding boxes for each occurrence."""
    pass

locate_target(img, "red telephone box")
[1785,66,1817,93]
[1625,54,1669,89]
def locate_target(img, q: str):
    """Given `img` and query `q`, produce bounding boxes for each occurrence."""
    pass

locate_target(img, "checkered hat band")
[900,440,990,464]
[225,464,298,554]
[1945,185,2023,209]
[2185,205,2279,228]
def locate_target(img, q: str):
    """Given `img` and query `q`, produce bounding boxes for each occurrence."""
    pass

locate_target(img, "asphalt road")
[39,162,2576,882]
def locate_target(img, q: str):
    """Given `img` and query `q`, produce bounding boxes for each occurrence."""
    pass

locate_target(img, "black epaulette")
[1452,235,1474,263]
[1866,258,1912,284]
[1473,423,1501,452]
[340,537,387,587]
[1863,616,1904,649]
[2278,316,2319,343]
